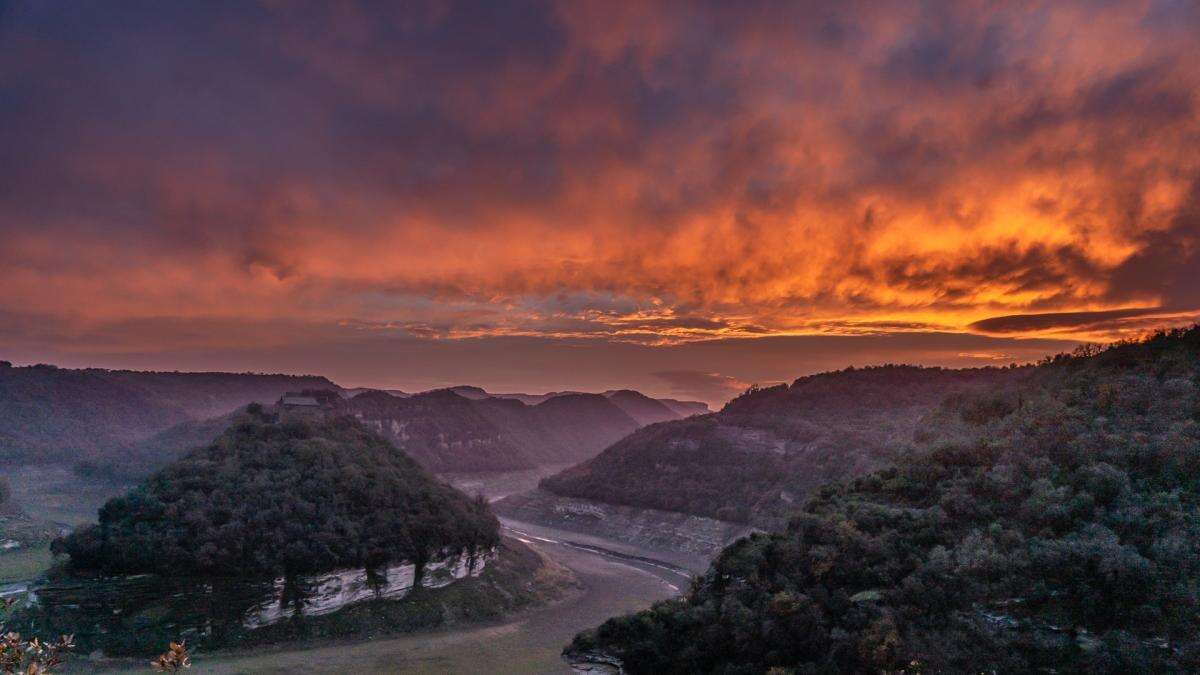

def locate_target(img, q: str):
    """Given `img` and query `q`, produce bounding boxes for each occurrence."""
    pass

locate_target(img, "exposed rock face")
[244,548,495,628]
[494,489,751,563]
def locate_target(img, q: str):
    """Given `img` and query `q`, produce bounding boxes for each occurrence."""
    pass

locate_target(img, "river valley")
[122,519,688,674]
[7,466,696,673]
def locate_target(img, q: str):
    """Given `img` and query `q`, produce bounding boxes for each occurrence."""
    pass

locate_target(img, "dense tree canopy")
[569,327,1200,673]
[54,407,499,576]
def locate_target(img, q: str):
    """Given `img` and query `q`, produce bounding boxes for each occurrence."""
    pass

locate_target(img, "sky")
[1,1,1198,406]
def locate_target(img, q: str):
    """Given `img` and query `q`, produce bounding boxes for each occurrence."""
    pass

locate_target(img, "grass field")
[7,465,127,526]
[0,545,54,584]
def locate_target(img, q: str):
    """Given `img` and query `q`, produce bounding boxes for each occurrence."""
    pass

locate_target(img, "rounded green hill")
[54,405,499,576]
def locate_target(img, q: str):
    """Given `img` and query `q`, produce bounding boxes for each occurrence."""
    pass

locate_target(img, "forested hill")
[54,407,499,576]
[542,364,1023,526]
[568,326,1200,673]
[0,363,336,464]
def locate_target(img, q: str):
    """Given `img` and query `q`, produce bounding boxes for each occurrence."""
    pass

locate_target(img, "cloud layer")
[2,1,1198,400]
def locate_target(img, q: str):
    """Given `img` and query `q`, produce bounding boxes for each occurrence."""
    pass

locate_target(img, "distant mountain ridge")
[296,389,643,473]
[448,385,709,417]
[341,387,708,472]
[0,360,708,476]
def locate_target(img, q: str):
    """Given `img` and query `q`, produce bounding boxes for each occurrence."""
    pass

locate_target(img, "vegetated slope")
[0,364,189,463]
[604,390,682,426]
[543,365,1022,527]
[347,390,640,472]
[0,362,337,465]
[470,397,564,465]
[529,393,641,461]
[568,327,1200,673]
[54,406,499,576]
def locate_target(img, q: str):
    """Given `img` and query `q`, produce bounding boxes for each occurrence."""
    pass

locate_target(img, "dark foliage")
[569,326,1200,673]
[53,409,499,576]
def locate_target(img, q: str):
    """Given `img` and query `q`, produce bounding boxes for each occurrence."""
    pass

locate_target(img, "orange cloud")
[0,0,1198,363]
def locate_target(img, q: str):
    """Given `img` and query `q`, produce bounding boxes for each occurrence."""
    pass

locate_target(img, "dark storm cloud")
[970,308,1171,335]
[1105,177,1200,309]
